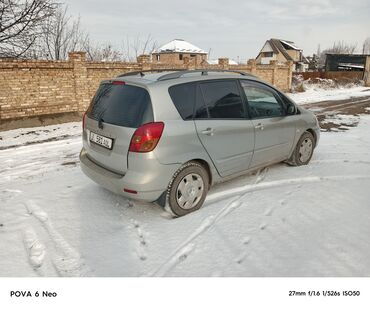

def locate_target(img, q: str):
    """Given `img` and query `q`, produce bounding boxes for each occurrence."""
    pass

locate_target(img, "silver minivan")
[80,70,320,216]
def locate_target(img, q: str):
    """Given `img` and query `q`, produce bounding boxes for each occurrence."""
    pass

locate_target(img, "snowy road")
[1,96,370,277]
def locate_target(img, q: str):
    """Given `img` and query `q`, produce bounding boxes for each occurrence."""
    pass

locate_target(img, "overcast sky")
[64,0,370,62]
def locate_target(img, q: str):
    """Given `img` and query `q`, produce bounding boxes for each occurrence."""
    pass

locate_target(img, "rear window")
[87,83,153,128]
[168,82,196,120]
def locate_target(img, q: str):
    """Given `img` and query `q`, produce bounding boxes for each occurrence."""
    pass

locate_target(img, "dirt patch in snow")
[305,96,370,132]
[0,112,82,131]
[0,134,80,150]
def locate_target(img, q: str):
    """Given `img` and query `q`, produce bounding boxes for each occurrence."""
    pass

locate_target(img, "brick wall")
[151,52,207,65]
[293,71,364,80]
[365,56,370,87]
[0,52,293,121]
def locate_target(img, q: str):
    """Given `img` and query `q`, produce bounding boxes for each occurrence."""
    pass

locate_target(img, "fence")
[293,71,364,81]
[0,52,293,121]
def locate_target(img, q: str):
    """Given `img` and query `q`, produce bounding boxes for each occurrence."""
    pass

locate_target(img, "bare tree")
[84,39,122,61]
[316,44,321,58]
[0,1,158,61]
[0,0,56,57]
[83,34,158,62]
[363,37,370,54]
[330,41,357,54]
[36,5,88,60]
[122,34,157,61]
[317,41,358,68]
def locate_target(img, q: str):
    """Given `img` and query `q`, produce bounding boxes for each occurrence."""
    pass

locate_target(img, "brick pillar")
[69,52,89,113]
[287,60,294,91]
[137,54,151,71]
[365,56,370,87]
[247,59,257,75]
[218,58,229,69]
[270,60,278,86]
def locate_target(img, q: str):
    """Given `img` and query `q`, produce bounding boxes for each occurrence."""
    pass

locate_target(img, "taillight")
[112,80,125,85]
[82,111,87,130]
[129,122,164,153]
[123,188,137,194]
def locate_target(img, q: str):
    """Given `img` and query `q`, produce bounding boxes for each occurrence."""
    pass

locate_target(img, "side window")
[199,81,244,119]
[168,83,196,120]
[241,81,284,119]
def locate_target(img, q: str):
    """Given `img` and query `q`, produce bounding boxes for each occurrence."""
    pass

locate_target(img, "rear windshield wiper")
[98,117,104,129]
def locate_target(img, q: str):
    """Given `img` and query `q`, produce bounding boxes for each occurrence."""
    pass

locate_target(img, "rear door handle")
[255,123,264,130]
[201,128,215,136]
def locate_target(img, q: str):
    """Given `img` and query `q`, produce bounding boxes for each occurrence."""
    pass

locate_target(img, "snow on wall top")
[207,59,238,65]
[156,39,206,54]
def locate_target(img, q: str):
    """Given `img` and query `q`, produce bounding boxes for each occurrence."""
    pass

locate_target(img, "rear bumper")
[79,148,180,202]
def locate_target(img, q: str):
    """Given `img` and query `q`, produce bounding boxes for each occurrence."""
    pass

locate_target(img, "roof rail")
[157,69,252,81]
[117,69,186,78]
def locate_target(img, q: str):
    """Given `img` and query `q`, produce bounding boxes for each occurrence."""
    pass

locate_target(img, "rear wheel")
[287,131,315,166]
[167,162,209,217]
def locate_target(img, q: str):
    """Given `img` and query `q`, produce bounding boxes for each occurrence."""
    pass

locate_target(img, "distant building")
[325,54,369,71]
[256,38,307,72]
[325,54,370,86]
[306,55,319,71]
[152,39,207,65]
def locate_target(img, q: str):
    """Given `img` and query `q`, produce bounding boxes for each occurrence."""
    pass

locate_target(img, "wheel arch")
[189,158,213,188]
[306,128,317,147]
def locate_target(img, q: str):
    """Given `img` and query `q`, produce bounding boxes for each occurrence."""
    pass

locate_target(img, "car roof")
[107,70,263,87]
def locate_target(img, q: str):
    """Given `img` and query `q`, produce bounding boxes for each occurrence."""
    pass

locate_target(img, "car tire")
[167,162,209,217]
[287,131,315,166]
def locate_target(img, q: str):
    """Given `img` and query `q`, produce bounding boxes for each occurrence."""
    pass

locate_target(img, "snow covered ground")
[1,89,370,277]
[289,86,370,105]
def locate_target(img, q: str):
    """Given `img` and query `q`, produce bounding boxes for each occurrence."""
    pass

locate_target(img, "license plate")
[89,132,113,149]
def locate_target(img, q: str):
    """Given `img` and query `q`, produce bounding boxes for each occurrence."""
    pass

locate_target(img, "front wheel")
[287,131,315,166]
[167,162,209,217]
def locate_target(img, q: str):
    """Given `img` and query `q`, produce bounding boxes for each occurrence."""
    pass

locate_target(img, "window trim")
[240,79,287,120]
[277,92,300,116]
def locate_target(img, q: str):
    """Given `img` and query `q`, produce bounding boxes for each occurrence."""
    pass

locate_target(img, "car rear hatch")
[83,81,153,174]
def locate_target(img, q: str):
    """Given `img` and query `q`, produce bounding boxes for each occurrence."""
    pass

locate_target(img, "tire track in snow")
[25,200,91,277]
[148,196,243,276]
[311,159,370,165]
[255,167,269,184]
[22,228,46,275]
[0,134,81,150]
[233,172,356,265]
[148,168,269,276]
[205,174,370,206]
[209,174,370,265]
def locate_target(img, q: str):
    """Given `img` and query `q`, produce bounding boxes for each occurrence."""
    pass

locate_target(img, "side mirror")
[286,103,296,115]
